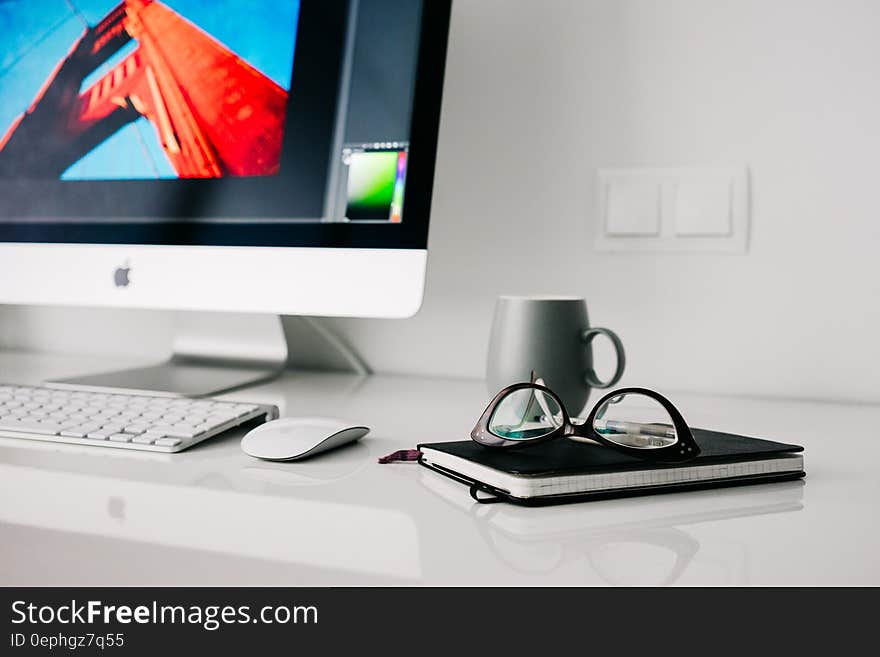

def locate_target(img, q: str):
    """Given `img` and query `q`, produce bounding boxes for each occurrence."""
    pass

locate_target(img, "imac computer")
[0,0,451,395]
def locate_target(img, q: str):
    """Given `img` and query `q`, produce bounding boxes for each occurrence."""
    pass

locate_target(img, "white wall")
[2,0,879,403]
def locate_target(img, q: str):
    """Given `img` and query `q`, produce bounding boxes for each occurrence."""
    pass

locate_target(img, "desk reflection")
[0,439,419,583]
[420,470,804,585]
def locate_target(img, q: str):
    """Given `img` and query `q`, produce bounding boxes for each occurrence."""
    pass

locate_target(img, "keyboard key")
[68,422,99,432]
[0,419,64,435]
[60,429,89,438]
[125,423,151,434]
[99,423,124,433]
[144,426,188,438]
[145,424,175,434]
[165,424,206,439]
[86,431,111,440]
[155,438,182,447]
[109,434,134,443]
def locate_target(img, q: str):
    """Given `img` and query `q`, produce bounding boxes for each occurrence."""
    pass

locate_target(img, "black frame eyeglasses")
[471,375,700,463]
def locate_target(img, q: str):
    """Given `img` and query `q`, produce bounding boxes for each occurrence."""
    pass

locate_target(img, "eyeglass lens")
[592,393,677,449]
[489,387,563,441]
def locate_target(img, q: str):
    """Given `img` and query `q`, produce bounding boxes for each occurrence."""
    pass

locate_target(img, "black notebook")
[418,429,805,506]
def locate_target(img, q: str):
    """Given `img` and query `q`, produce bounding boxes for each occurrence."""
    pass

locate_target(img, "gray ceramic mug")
[486,296,626,416]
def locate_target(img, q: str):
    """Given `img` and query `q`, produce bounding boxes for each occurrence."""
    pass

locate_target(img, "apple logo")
[114,263,131,288]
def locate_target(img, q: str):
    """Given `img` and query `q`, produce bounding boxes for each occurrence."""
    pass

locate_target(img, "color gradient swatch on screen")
[345,150,402,221]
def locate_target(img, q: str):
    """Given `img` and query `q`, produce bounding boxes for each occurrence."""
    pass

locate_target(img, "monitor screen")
[0,0,448,246]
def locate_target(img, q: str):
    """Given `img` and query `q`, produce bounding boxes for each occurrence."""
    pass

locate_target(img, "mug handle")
[581,327,626,388]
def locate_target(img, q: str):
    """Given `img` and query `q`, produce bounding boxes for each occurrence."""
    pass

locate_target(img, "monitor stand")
[47,312,351,397]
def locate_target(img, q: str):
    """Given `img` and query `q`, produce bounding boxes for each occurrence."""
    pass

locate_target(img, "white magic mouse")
[241,417,370,461]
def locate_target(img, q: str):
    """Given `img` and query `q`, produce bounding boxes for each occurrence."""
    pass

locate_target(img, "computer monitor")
[0,0,451,394]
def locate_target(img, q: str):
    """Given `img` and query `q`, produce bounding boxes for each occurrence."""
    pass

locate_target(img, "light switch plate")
[674,178,732,236]
[595,167,750,253]
[604,180,660,236]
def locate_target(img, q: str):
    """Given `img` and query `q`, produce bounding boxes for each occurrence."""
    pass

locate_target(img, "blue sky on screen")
[0,0,300,180]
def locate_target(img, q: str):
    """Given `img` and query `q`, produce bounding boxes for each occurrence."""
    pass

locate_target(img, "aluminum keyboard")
[0,384,278,453]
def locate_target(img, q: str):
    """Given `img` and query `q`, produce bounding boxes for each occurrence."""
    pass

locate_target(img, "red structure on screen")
[0,0,289,178]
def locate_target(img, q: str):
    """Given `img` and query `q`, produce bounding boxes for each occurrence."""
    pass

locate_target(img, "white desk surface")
[1,351,877,586]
